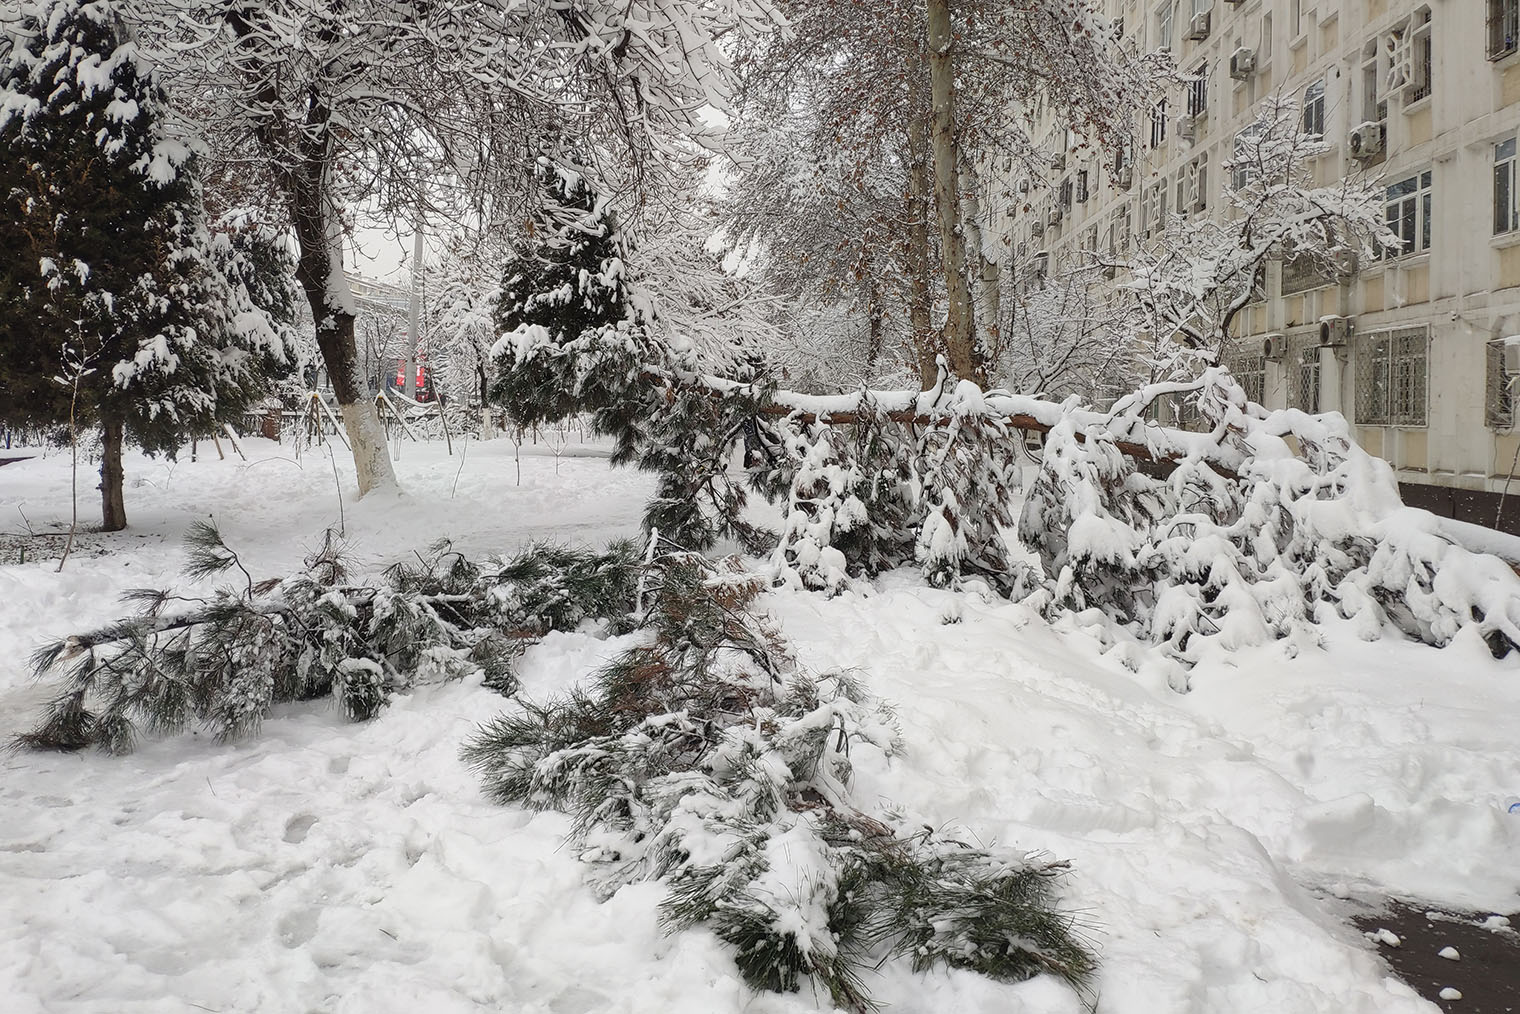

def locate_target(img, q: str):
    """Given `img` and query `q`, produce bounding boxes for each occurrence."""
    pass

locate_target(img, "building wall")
[998,0,1520,510]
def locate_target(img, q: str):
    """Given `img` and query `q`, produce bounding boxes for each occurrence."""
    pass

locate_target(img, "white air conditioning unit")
[1186,11,1211,42]
[1176,116,1197,142]
[1033,252,1050,278]
[1349,121,1384,159]
[1263,332,1287,360]
[1050,152,1067,170]
[1333,249,1360,278]
[1504,339,1520,375]
[1047,208,1063,227]
[1230,47,1257,80]
[1319,315,1353,347]
[1114,165,1133,189]
[1030,219,1045,237]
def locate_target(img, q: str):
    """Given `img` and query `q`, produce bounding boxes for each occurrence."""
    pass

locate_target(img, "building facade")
[1001,0,1520,530]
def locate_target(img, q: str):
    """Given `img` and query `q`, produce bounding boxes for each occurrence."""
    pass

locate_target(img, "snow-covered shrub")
[17,530,648,753]
[1018,368,1520,664]
[463,549,1095,1009]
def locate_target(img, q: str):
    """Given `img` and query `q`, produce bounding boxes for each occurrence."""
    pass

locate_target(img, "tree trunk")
[959,156,1002,369]
[926,0,981,384]
[287,160,398,498]
[906,117,939,389]
[99,414,126,532]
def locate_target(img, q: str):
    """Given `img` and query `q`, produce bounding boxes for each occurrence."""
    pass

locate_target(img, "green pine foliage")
[490,162,785,551]
[16,530,648,753]
[463,547,1096,1010]
[0,0,287,518]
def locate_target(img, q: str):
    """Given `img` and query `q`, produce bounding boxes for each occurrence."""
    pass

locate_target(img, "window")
[1178,156,1207,214]
[1361,41,1385,127]
[1186,61,1208,118]
[1384,171,1433,256]
[1355,326,1429,426]
[1290,336,1321,414]
[1487,340,1516,429]
[1261,12,1273,63]
[1290,0,1303,38]
[1157,2,1174,52]
[1489,0,1519,60]
[1076,169,1090,204]
[1302,80,1326,138]
[1229,123,1262,192]
[1059,176,1074,212]
[1386,8,1432,103]
[1231,353,1266,406]
[1117,204,1132,251]
[1496,139,1517,235]
[1150,98,1169,148]
[1191,0,1208,15]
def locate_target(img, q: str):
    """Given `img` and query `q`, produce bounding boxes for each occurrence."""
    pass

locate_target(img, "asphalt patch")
[1352,900,1520,1012]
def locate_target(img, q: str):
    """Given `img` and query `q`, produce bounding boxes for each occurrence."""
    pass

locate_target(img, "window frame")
[1488,0,1519,61]
[1496,138,1517,235]
[1383,170,1433,258]
[1302,79,1326,138]
[1355,325,1430,427]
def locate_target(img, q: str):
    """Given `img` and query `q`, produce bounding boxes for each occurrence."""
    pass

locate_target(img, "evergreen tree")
[0,0,286,530]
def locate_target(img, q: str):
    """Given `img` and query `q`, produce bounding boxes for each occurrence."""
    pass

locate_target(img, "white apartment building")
[1000,0,1520,531]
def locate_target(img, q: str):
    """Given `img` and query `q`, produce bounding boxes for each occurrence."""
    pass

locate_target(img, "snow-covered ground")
[2,437,1517,1014]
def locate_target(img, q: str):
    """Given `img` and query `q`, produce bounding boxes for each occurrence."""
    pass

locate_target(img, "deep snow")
[1,436,1517,1013]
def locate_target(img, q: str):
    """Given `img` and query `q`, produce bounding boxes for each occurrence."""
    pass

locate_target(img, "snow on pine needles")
[1,438,1518,1014]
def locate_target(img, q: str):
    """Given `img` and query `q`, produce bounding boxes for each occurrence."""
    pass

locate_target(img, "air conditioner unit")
[1333,249,1360,278]
[1230,48,1257,80]
[1050,152,1067,170]
[1047,208,1063,227]
[1186,11,1211,42]
[1114,165,1134,189]
[1030,219,1045,237]
[1319,315,1353,347]
[1349,121,1384,159]
[1176,116,1197,142]
[1018,178,1031,194]
[1033,252,1050,278]
[1263,332,1287,360]
[1505,340,1520,375]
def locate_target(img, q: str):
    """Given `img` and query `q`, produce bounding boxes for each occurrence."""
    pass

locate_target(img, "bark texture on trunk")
[288,158,398,498]
[959,157,1002,367]
[926,0,981,385]
[99,414,126,532]
[906,117,939,389]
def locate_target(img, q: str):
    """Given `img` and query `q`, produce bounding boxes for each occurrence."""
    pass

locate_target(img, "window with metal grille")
[1076,169,1089,204]
[1060,176,1073,212]
[1289,335,1321,413]
[1384,171,1432,257]
[1187,62,1208,118]
[1489,0,1518,60]
[1281,251,1329,295]
[1355,325,1429,426]
[1151,98,1169,148]
[1487,340,1516,429]
[1386,8,1433,103]
[1230,353,1266,406]
[1496,139,1518,235]
[1302,79,1325,137]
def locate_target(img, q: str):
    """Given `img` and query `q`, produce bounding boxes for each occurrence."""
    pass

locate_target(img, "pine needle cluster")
[17,527,647,753]
[463,547,1096,1010]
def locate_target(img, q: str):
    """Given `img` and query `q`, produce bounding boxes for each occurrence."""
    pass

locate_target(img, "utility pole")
[404,214,423,399]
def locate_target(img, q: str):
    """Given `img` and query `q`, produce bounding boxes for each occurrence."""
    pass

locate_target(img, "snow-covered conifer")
[0,0,286,530]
